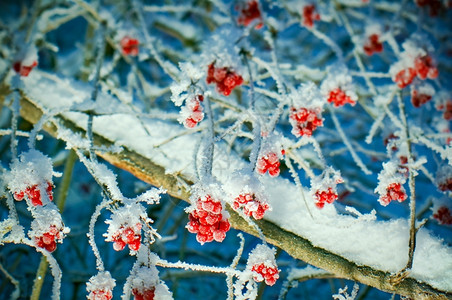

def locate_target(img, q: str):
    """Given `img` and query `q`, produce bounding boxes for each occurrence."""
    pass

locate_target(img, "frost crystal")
[374,161,408,206]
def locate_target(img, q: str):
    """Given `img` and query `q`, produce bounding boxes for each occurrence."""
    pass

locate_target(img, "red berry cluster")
[120,36,139,56]
[363,34,383,56]
[132,287,155,300]
[302,4,320,28]
[256,152,280,177]
[327,88,356,107]
[251,263,280,286]
[34,225,61,252]
[184,95,204,128]
[186,195,231,244]
[206,63,243,96]
[88,290,113,300]
[411,89,432,107]
[433,206,452,225]
[111,223,142,251]
[237,0,263,29]
[13,61,37,77]
[414,55,438,80]
[289,107,323,137]
[233,193,269,219]
[415,0,442,16]
[437,177,452,192]
[314,187,338,209]
[393,54,438,89]
[14,182,53,206]
[379,183,407,206]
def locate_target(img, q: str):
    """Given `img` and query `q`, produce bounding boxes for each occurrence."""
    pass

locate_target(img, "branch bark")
[2,84,451,300]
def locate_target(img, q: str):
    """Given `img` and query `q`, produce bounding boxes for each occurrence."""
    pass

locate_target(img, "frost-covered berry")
[28,205,70,253]
[256,152,280,177]
[206,63,243,96]
[289,107,323,137]
[105,203,148,253]
[13,60,38,77]
[247,244,279,286]
[132,287,155,300]
[433,206,452,225]
[439,100,452,121]
[13,182,53,206]
[375,161,408,206]
[327,88,357,107]
[129,260,173,300]
[7,149,54,207]
[233,193,270,219]
[410,83,435,108]
[310,167,343,209]
[237,0,263,29]
[180,95,204,128]
[363,34,383,56]
[302,4,320,28]
[393,67,417,89]
[436,165,452,192]
[414,55,438,80]
[87,272,115,300]
[120,36,140,56]
[186,194,230,244]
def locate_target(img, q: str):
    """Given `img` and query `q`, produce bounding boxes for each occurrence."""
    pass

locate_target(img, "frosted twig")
[156,258,241,277]
[0,129,43,139]
[227,233,245,300]
[0,261,20,300]
[87,198,111,272]
[329,108,372,175]
[284,155,313,219]
[365,111,386,144]
[10,91,19,159]
[287,151,315,179]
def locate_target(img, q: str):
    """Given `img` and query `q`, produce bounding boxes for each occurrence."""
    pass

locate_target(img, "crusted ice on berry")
[185,182,230,244]
[178,94,204,128]
[13,45,38,77]
[246,244,279,286]
[374,161,408,206]
[288,82,325,137]
[206,63,243,96]
[255,132,285,177]
[104,203,148,253]
[435,165,452,193]
[362,23,384,56]
[237,0,264,29]
[225,171,271,220]
[310,167,343,209]
[410,82,435,108]
[28,204,70,252]
[6,149,55,206]
[431,198,452,225]
[321,65,358,107]
[86,271,115,300]
[170,62,204,107]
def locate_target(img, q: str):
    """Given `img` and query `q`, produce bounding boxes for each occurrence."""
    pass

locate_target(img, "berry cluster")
[327,88,356,107]
[88,290,113,300]
[13,182,53,206]
[289,107,323,137]
[183,95,204,128]
[302,4,320,28]
[393,54,438,89]
[13,60,38,77]
[314,187,338,209]
[256,152,281,177]
[186,195,231,244]
[233,193,270,219]
[379,183,407,206]
[437,178,452,192]
[237,0,263,29]
[415,0,442,16]
[120,36,139,56]
[433,206,452,225]
[111,223,142,251]
[34,224,62,252]
[251,263,280,286]
[132,287,155,300]
[437,100,452,120]
[363,34,383,56]
[206,63,243,96]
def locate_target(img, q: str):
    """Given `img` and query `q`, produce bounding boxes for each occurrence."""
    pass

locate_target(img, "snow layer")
[20,71,452,292]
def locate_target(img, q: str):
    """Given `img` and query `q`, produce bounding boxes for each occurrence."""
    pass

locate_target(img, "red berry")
[411,89,432,108]
[120,36,139,56]
[394,68,416,89]
[327,88,356,107]
[206,63,243,96]
[132,287,156,300]
[256,152,280,177]
[380,183,407,206]
[89,290,113,300]
[314,187,338,209]
[251,263,279,286]
[13,60,38,77]
[237,0,263,29]
[363,34,383,56]
[233,193,270,219]
[414,55,438,80]
[302,4,320,28]
[415,0,442,16]
[289,107,323,137]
